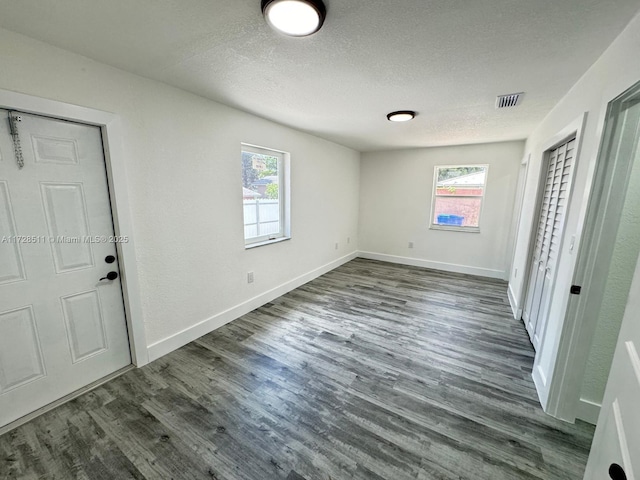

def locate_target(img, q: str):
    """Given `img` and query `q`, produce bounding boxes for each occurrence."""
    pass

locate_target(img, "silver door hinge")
[8,112,24,169]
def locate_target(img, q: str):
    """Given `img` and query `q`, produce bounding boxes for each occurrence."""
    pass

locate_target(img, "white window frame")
[241,143,291,248]
[429,164,489,233]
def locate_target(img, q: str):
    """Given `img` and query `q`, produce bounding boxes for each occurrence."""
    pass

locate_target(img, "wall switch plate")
[247,272,254,283]
[347,237,350,244]
[408,242,414,248]
[335,243,339,250]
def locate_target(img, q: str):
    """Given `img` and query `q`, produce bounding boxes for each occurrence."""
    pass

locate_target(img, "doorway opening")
[0,90,147,434]
[522,136,578,351]
[546,80,640,422]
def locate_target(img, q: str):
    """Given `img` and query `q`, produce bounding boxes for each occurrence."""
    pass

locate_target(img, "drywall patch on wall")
[358,141,524,280]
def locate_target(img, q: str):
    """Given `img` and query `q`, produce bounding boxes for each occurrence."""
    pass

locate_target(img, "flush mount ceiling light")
[261,0,326,37]
[387,111,416,122]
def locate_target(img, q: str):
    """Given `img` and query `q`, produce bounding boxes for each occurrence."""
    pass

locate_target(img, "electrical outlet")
[347,237,350,244]
[247,272,254,283]
[408,241,414,249]
[335,243,339,250]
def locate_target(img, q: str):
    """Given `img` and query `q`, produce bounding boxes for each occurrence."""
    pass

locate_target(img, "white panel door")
[0,110,131,428]
[584,251,640,480]
[523,139,576,349]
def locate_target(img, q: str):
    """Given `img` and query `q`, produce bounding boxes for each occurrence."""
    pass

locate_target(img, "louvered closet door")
[523,148,556,338]
[523,138,576,349]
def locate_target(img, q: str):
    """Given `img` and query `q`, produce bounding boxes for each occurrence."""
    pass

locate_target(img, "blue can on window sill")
[437,214,464,226]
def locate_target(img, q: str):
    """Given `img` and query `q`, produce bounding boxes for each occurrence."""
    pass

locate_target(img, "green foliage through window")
[437,166,485,182]
[265,183,279,199]
[258,157,278,178]
[241,152,258,188]
[241,152,279,188]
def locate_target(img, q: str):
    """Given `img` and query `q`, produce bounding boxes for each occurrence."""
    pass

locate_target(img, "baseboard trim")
[533,364,549,411]
[507,283,522,320]
[576,398,601,425]
[357,251,505,280]
[147,252,358,362]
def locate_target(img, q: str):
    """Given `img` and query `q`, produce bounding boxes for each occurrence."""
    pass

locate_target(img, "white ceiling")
[0,0,638,151]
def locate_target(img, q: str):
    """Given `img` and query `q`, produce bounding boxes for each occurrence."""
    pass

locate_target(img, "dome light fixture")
[261,0,326,37]
[387,111,417,122]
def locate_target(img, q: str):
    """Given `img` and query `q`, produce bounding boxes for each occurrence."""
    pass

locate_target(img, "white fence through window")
[243,199,280,239]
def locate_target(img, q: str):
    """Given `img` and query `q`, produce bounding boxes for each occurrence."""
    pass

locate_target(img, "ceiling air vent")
[496,92,523,109]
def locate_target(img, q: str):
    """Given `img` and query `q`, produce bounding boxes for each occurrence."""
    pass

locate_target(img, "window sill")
[429,225,480,233]
[245,236,291,249]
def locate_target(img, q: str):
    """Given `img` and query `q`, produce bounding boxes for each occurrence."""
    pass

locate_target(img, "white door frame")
[507,153,530,319]
[0,88,148,367]
[545,81,640,422]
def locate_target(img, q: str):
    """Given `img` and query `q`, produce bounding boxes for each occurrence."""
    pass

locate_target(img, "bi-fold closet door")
[522,137,576,349]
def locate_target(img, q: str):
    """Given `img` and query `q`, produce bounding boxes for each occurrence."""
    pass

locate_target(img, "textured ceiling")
[0,0,638,151]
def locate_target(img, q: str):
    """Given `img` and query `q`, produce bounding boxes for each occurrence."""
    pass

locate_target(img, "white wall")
[508,11,640,414]
[0,28,360,358]
[359,142,524,279]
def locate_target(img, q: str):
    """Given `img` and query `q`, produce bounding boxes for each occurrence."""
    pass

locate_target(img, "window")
[430,165,488,232]
[241,144,290,247]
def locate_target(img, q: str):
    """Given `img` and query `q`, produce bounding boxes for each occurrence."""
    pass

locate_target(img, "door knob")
[99,271,118,281]
[609,463,627,480]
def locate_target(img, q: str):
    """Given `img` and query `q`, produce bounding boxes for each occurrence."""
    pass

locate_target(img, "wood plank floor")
[0,259,595,480]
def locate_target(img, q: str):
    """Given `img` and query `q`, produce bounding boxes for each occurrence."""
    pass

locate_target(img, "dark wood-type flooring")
[0,259,595,479]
